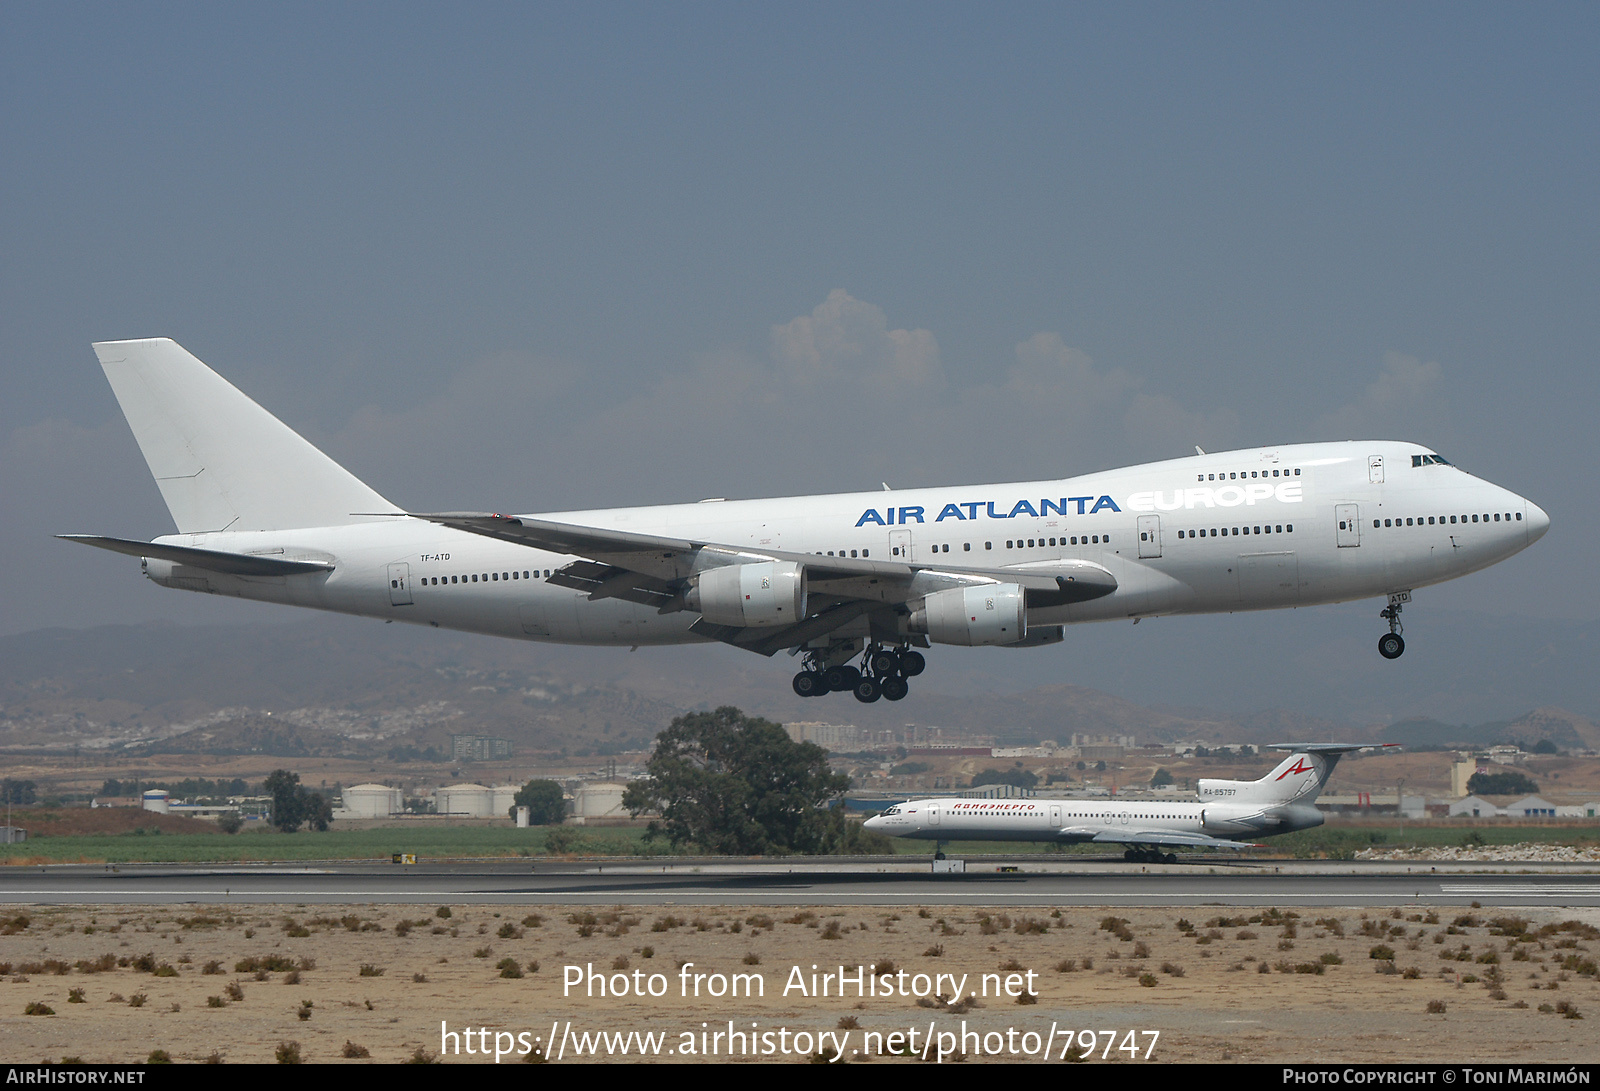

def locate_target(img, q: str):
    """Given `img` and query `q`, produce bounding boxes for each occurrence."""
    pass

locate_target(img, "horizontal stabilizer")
[58,535,334,577]
[1267,742,1402,755]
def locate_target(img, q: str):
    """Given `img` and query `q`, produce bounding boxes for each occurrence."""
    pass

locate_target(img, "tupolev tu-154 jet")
[863,743,1397,861]
[63,339,1548,703]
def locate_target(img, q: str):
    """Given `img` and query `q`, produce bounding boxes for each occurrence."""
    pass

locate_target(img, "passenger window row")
[884,536,1113,558]
[1177,525,1293,538]
[1194,468,1301,482]
[1004,535,1107,548]
[1372,513,1520,528]
[820,549,871,558]
[418,569,553,587]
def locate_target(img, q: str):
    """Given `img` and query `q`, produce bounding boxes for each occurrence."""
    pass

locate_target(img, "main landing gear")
[1378,590,1410,660]
[791,643,925,702]
[1124,847,1178,865]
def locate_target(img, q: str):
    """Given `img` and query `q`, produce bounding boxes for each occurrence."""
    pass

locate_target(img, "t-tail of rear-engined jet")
[61,339,1548,702]
[863,743,1399,862]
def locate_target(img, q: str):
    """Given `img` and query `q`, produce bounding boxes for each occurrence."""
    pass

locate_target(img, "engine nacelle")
[685,561,806,628]
[907,583,1027,646]
[1200,803,1268,836]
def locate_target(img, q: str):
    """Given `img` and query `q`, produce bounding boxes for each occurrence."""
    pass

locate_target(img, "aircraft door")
[1336,504,1361,548]
[387,563,413,606]
[927,804,938,827]
[1137,515,1162,558]
[1049,803,1062,827]
[889,529,913,561]
[1368,456,1385,484]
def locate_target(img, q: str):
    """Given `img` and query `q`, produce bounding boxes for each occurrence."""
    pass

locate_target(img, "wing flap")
[1081,828,1260,850]
[545,559,680,608]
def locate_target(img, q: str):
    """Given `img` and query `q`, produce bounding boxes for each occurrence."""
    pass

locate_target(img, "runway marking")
[8,888,1598,903]
[1440,883,1600,889]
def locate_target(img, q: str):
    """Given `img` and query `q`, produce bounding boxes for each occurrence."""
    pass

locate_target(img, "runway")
[3,860,1599,908]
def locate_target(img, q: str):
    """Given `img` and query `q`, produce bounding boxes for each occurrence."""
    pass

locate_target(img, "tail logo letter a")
[1276,758,1314,781]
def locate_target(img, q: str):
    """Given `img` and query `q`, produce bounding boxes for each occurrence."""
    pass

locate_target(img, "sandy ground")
[2,902,1598,1064]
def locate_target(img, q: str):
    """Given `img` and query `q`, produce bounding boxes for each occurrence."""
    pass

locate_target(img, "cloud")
[1313,351,1452,443]
[943,332,1239,474]
[306,290,1244,504]
[769,288,944,395]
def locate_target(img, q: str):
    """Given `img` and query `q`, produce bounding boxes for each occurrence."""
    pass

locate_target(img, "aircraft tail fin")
[1198,743,1397,807]
[92,338,400,533]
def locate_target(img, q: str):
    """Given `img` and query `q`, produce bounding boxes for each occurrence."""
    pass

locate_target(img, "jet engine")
[907,583,1027,646]
[684,560,806,628]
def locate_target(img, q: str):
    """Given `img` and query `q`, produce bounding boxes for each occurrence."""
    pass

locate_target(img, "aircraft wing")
[1062,826,1261,851]
[408,511,1117,654]
[58,535,334,577]
[410,512,906,583]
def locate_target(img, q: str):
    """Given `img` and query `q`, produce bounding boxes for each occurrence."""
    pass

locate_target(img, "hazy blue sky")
[4,4,1595,662]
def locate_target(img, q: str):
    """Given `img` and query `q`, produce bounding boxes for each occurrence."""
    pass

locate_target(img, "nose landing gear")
[1378,590,1410,659]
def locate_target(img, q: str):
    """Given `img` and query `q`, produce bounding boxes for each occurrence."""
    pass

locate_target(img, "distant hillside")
[0,619,1358,755]
[1381,708,1599,750]
[5,619,1593,759]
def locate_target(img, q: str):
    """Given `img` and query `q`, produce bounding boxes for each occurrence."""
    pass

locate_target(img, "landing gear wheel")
[880,675,909,701]
[868,649,900,676]
[1124,849,1137,862]
[1378,633,1405,659]
[899,650,926,676]
[853,677,882,703]
[792,671,826,698]
[824,664,861,692]
[934,847,946,861]
[1165,853,1178,865]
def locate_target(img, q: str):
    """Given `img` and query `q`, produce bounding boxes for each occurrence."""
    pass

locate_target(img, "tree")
[818,804,896,855]
[264,770,334,833]
[1,779,37,806]
[264,770,304,832]
[1467,770,1539,796]
[970,768,1038,790]
[303,791,333,832]
[622,707,850,854]
[512,780,567,825]
[1150,768,1175,788]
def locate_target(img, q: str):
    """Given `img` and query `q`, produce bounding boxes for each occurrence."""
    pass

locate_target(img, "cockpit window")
[1413,454,1453,467]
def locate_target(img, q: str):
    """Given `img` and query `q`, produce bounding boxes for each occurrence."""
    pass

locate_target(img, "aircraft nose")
[1525,501,1550,543]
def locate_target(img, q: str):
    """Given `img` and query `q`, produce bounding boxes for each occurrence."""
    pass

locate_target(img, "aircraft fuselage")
[139,440,1547,647]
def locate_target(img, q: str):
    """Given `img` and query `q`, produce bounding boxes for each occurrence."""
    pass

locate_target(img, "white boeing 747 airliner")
[862,743,1394,860]
[63,339,1548,702]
